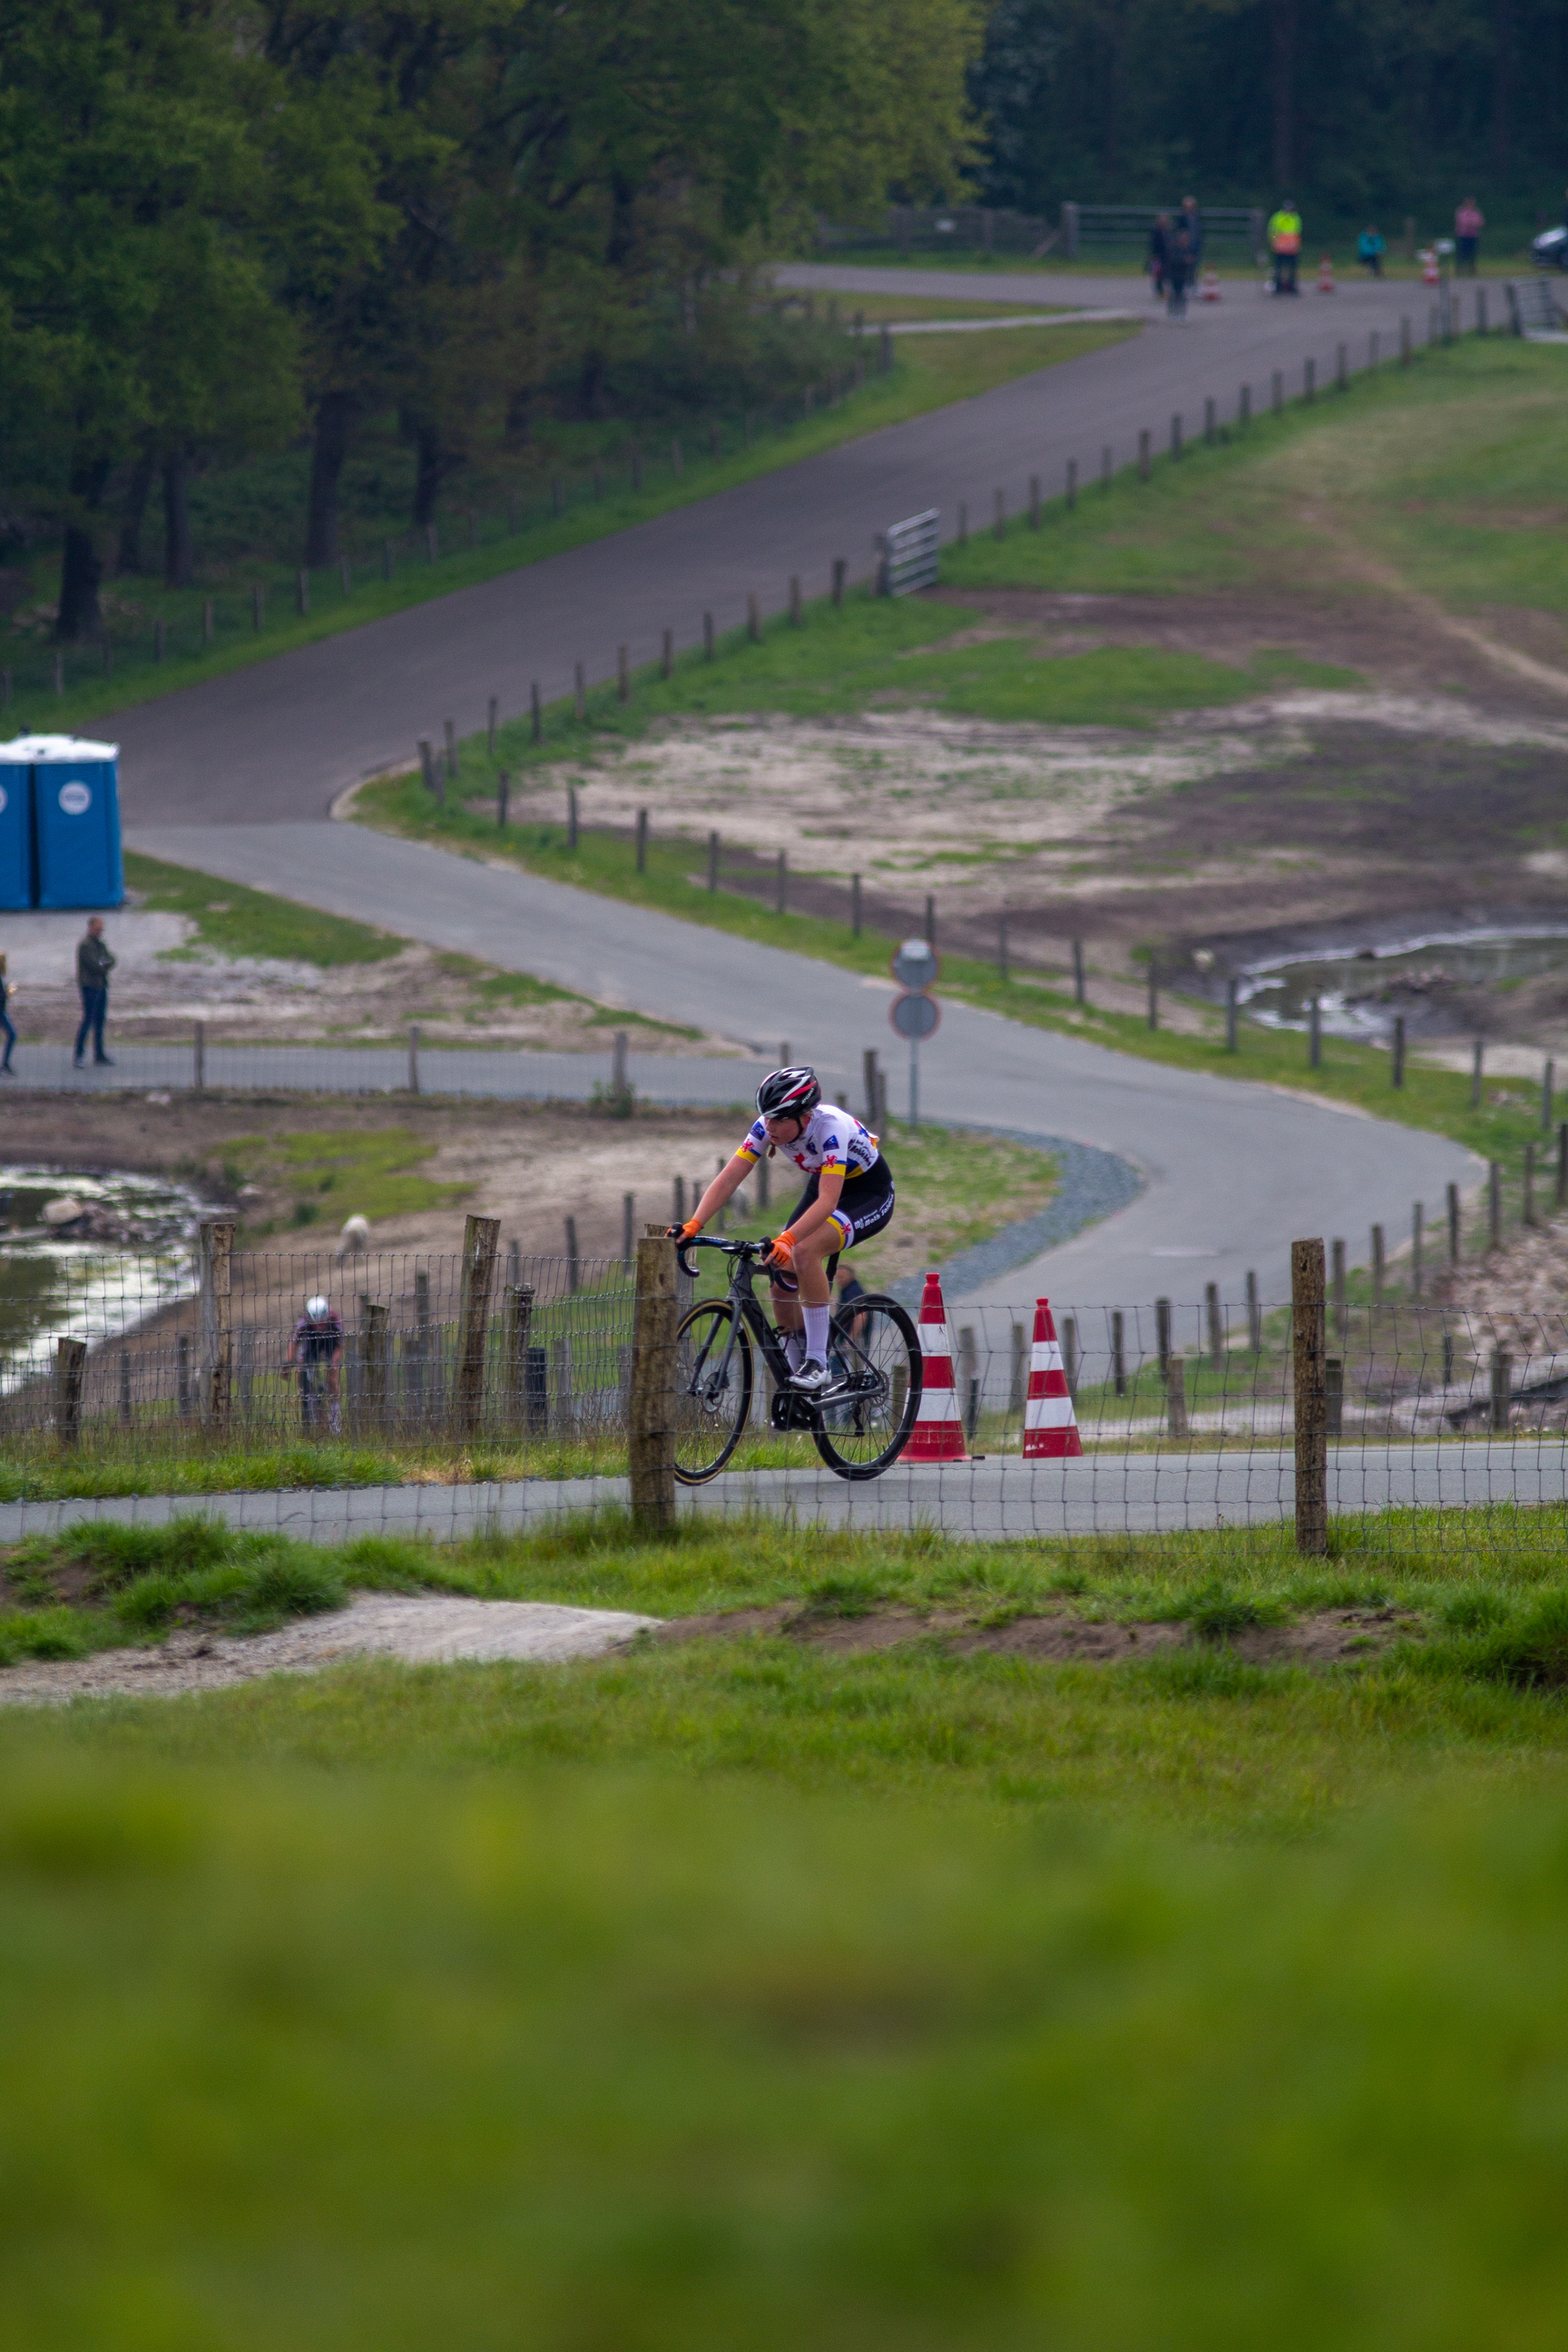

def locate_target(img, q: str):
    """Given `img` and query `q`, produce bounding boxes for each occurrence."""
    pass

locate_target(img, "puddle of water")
[1205,926,1568,1040]
[0,1168,213,1377]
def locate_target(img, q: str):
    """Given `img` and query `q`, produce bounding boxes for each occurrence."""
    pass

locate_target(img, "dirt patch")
[0,1592,659,1708]
[657,1600,1417,1668]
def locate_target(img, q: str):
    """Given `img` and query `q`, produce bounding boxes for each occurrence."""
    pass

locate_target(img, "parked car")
[1531,225,1568,270]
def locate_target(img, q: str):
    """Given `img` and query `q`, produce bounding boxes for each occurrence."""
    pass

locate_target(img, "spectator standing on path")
[1455,197,1485,274]
[74,915,115,1068]
[1357,224,1386,278]
[1147,211,1170,299]
[1268,201,1302,293]
[1166,215,1195,318]
[0,952,15,1075]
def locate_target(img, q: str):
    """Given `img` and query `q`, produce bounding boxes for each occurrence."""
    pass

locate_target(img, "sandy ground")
[0,1592,660,1706]
[0,904,724,1055]
[504,586,1568,1042]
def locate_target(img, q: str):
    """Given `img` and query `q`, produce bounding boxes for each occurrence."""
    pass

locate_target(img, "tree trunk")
[304,390,353,568]
[162,446,194,588]
[55,454,111,642]
[412,420,444,529]
[115,444,156,574]
[1271,0,1298,190]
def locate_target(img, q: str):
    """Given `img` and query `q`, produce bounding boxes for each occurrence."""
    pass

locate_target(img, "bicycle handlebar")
[673,1234,766,1279]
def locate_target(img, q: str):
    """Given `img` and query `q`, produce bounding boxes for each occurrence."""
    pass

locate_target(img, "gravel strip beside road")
[0,1592,659,1707]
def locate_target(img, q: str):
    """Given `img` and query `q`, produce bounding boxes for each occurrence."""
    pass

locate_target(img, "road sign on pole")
[889,946,940,1128]
[892,937,939,992]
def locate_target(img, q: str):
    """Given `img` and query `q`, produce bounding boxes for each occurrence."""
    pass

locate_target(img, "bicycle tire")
[673,1299,754,1485]
[813,1293,922,1481]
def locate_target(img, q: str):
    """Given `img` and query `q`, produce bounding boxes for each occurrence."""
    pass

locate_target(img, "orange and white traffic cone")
[1021,1298,1083,1460]
[1200,266,1220,301]
[1421,248,1440,286]
[1317,253,1336,293]
[904,1270,968,1463]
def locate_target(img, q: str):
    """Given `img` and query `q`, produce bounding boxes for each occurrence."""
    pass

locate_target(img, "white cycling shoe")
[790,1357,833,1392]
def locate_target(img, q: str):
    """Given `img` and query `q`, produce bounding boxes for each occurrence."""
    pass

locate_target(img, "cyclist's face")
[763,1112,805,1147]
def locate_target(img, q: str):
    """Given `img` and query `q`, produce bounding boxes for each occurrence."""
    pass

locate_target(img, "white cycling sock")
[784,1330,807,1371]
[803,1304,830,1364]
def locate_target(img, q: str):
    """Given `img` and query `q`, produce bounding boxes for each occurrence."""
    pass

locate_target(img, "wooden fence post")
[1166,1357,1188,1439]
[631,1232,678,1530]
[1491,1346,1512,1435]
[55,1338,87,1448]
[199,1219,233,1439]
[455,1214,500,1436]
[362,1301,388,1430]
[1111,1308,1126,1396]
[1292,1237,1328,1555]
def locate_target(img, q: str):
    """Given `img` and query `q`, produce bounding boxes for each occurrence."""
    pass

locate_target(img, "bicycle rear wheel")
[813,1293,922,1480]
[673,1300,754,1485]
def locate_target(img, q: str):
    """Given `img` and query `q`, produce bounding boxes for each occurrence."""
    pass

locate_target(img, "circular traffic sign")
[891,936,939,992]
[890,989,941,1041]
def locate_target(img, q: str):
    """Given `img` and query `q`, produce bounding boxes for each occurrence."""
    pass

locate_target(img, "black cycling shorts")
[770,1154,895,1291]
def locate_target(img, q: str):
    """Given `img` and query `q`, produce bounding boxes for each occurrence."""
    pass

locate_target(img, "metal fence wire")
[5,1221,1568,1553]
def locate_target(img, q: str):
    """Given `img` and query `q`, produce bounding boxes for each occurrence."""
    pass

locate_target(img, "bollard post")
[1491,1347,1512,1436]
[1331,1238,1347,1343]
[631,1234,678,1530]
[850,872,862,936]
[1166,1357,1189,1440]
[1073,939,1086,1005]
[55,1338,87,1448]
[1247,1269,1262,1355]
[1205,1279,1222,1368]
[1488,1161,1502,1251]
[1291,1237,1328,1555]
[1371,1222,1385,1306]
[1446,1180,1460,1265]
[531,681,542,743]
[636,808,648,873]
[1391,1014,1405,1088]
[407,1023,420,1094]
[1226,974,1239,1052]
[1308,995,1321,1068]
[1155,1296,1171,1381]
[1472,1035,1484,1108]
[1412,1201,1424,1298]
[1111,1308,1126,1396]
[193,1019,206,1092]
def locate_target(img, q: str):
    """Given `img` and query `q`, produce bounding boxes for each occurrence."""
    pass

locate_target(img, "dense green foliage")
[0,0,982,637]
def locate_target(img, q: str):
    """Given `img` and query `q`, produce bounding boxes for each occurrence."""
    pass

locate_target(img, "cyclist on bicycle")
[286,1294,344,1433]
[670,1066,893,1391]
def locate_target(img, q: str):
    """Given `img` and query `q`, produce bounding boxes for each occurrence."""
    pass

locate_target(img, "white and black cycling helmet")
[757,1065,820,1119]
[306,1295,330,1321]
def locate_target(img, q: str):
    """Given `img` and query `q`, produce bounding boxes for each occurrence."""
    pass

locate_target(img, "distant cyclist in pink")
[671,1066,895,1391]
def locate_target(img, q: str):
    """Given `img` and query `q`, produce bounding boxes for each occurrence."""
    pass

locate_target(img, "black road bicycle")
[672,1237,922,1485]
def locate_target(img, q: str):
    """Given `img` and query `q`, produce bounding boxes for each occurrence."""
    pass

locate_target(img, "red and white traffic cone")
[1317,253,1336,293]
[905,1270,968,1463]
[1421,247,1440,286]
[1200,265,1220,301]
[1022,1298,1083,1460]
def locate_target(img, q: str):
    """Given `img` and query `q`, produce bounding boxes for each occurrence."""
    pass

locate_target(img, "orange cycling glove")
[763,1228,798,1270]
[665,1218,703,1241]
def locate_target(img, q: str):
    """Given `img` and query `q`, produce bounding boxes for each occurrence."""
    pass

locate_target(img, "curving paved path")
[127,819,1481,1313]
[108,270,1434,828]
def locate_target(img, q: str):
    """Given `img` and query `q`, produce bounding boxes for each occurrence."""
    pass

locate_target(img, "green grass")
[6,323,1133,741]
[125,851,405,969]
[223,1124,471,1231]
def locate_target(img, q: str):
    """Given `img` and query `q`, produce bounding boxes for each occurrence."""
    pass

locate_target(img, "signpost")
[890,938,940,1127]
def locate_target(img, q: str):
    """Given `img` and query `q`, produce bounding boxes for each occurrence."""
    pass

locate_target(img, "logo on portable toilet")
[1317,253,1336,293]
[905,1270,968,1462]
[58,782,92,815]
[1022,1298,1083,1460]
[1200,266,1220,301]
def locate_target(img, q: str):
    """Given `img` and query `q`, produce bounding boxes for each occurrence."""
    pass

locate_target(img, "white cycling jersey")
[737,1102,880,1180]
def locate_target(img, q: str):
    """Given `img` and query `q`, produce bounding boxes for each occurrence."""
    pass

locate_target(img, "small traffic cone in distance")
[1317,253,1336,292]
[1022,1297,1083,1461]
[1200,265,1220,301]
[1421,248,1440,286]
[905,1270,968,1463]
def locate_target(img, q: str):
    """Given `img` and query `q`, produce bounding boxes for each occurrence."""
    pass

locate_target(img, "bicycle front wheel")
[813,1293,922,1480]
[672,1300,754,1485]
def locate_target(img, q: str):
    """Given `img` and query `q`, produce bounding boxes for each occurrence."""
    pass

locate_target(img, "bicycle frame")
[676,1239,883,1426]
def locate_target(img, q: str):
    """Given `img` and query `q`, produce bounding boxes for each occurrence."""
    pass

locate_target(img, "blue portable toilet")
[0,738,31,910]
[5,734,124,910]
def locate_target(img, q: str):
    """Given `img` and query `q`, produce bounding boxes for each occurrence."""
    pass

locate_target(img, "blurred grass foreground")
[5,1757,1568,2348]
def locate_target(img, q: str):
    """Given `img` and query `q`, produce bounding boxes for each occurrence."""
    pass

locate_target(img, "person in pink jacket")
[1455,199,1485,275]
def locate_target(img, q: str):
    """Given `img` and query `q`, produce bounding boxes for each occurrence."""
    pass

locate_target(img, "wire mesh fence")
[5,1224,1568,1554]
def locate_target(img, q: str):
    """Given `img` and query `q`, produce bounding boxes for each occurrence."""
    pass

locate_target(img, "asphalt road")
[127,819,1480,1314]
[108,267,1433,829]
